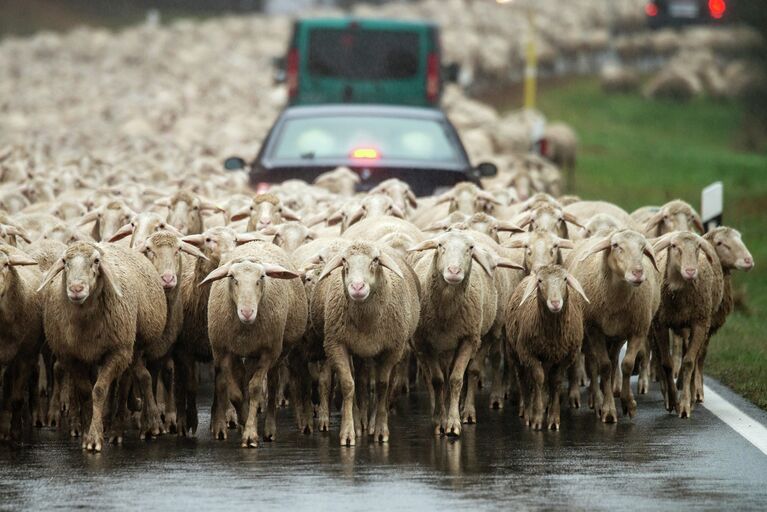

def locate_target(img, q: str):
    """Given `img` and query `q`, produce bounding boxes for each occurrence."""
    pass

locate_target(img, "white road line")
[703,384,767,456]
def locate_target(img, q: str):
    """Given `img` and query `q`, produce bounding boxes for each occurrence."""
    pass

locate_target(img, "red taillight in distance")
[645,2,659,17]
[286,48,299,99]
[709,0,726,19]
[350,147,380,160]
[426,52,440,105]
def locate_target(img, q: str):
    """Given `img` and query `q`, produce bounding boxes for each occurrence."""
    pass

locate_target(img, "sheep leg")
[160,360,177,433]
[528,361,545,431]
[134,360,163,439]
[590,331,617,423]
[446,339,477,437]
[637,338,651,395]
[211,354,233,441]
[620,336,644,419]
[372,350,399,443]
[355,361,371,433]
[693,341,709,404]
[277,363,290,408]
[463,341,488,424]
[30,354,47,428]
[567,358,581,409]
[327,343,356,446]
[288,352,313,435]
[47,360,64,428]
[609,341,623,398]
[83,351,129,452]
[651,323,677,412]
[0,365,15,440]
[263,363,280,443]
[671,331,683,381]
[317,360,332,432]
[489,339,506,410]
[676,324,708,419]
[547,362,566,431]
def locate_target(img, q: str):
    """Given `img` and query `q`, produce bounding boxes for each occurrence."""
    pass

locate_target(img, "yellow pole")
[524,9,537,110]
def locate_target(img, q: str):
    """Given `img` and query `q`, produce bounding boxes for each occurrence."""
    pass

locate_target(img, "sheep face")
[707,227,754,272]
[238,195,299,230]
[264,222,315,253]
[410,232,493,286]
[580,230,657,287]
[184,227,241,263]
[319,243,404,303]
[131,213,169,247]
[656,232,716,285]
[647,201,704,235]
[512,232,572,274]
[139,233,183,290]
[41,243,122,305]
[520,265,589,313]
[168,196,197,234]
[370,179,417,214]
[582,214,620,238]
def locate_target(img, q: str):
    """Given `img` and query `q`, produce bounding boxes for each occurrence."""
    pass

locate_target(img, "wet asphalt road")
[1,378,766,511]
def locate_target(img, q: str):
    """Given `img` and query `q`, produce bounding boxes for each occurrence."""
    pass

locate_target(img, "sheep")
[639,200,704,237]
[0,244,43,440]
[204,241,307,447]
[650,231,723,418]
[37,241,166,451]
[313,167,360,196]
[564,201,638,232]
[77,200,135,242]
[261,221,318,253]
[514,203,582,239]
[336,194,407,230]
[370,178,419,216]
[155,190,224,235]
[567,229,661,422]
[312,241,419,445]
[505,265,589,430]
[231,193,301,232]
[108,211,178,247]
[408,230,518,437]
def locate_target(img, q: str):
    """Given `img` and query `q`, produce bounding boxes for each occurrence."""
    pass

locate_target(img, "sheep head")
[38,242,122,304]
[519,265,589,313]
[507,231,573,274]
[653,231,717,285]
[0,248,38,299]
[704,227,754,272]
[319,242,403,303]
[137,230,208,291]
[645,200,704,236]
[231,193,300,231]
[579,229,658,286]
[261,221,317,253]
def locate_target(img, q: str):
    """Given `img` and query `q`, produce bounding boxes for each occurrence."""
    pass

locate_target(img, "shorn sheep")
[37,241,166,451]
[313,241,419,445]
[506,265,589,430]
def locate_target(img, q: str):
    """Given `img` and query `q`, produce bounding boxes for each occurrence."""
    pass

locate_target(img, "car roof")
[295,17,437,30]
[280,104,448,121]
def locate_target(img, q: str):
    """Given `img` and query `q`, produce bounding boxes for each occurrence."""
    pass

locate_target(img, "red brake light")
[256,182,271,194]
[709,0,725,19]
[351,148,379,160]
[645,2,658,16]
[426,52,440,104]
[286,48,299,99]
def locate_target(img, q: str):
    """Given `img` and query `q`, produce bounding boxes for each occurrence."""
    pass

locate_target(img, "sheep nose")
[447,266,461,275]
[350,281,365,292]
[632,269,644,279]
[744,257,753,267]
[259,218,272,226]
[684,267,697,279]
[69,283,84,294]
[161,273,176,286]
[550,299,561,310]
[239,307,255,320]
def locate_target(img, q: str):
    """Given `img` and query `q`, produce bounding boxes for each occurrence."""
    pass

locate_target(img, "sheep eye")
[537,278,542,283]
[94,258,100,264]
[130,222,135,227]
[373,257,380,264]
[205,238,211,243]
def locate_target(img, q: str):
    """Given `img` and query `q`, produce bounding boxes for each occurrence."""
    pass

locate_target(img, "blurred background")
[0,0,765,406]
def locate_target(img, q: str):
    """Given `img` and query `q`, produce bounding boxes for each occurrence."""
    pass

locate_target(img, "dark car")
[645,0,731,28]
[224,104,496,197]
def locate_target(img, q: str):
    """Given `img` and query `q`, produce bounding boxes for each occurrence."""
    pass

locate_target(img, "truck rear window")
[307,28,420,80]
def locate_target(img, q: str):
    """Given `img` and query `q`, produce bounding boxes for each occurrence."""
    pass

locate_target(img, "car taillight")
[645,2,658,16]
[709,0,726,19]
[537,138,548,157]
[286,48,299,99]
[426,52,440,104]
[256,182,271,194]
[351,148,380,160]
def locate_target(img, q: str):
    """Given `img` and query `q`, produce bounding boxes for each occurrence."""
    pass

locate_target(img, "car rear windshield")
[271,115,459,163]
[307,28,420,80]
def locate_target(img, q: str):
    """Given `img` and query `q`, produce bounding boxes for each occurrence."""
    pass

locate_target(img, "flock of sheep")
[0,1,758,452]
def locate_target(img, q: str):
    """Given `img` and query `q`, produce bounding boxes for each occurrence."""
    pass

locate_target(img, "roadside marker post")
[701,182,723,232]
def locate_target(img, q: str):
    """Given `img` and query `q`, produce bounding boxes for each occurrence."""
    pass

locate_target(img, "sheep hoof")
[461,408,476,424]
[302,425,312,435]
[83,433,103,452]
[262,432,275,442]
[445,418,462,437]
[241,434,259,448]
[108,433,123,445]
[548,421,560,431]
[214,429,227,441]
[227,420,238,430]
[490,398,502,410]
[317,419,329,432]
[601,409,617,424]
[278,398,289,408]
[622,399,637,419]
[70,427,81,438]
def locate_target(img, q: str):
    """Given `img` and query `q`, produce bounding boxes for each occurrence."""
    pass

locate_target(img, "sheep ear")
[388,204,406,219]
[318,253,344,282]
[37,257,65,292]
[180,242,209,261]
[378,252,404,279]
[566,273,590,304]
[281,207,302,222]
[424,220,450,232]
[406,189,418,208]
[643,241,660,272]
[260,226,278,236]
[699,240,718,265]
[471,247,495,276]
[512,211,533,229]
[476,191,502,206]
[153,197,172,208]
[262,263,300,280]
[407,239,439,253]
[302,212,327,228]
[235,232,266,245]
[108,222,134,243]
[496,221,524,233]
[347,206,366,227]
[692,213,705,234]
[77,210,100,227]
[645,210,664,233]
[199,263,232,287]
[562,212,583,229]
[495,258,525,271]
[2,225,32,244]
[578,237,611,263]
[230,207,252,222]
[181,234,204,247]
[98,256,123,298]
[556,238,575,250]
[326,210,344,226]
[9,254,38,266]
[306,230,318,241]
[652,232,675,254]
[433,191,454,205]
[503,234,529,249]
[519,275,538,306]
[199,200,225,213]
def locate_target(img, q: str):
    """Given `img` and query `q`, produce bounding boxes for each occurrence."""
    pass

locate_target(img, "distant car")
[274,17,458,108]
[224,104,497,197]
[645,0,731,28]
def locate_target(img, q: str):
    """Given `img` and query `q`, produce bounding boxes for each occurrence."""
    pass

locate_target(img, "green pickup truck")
[280,17,454,108]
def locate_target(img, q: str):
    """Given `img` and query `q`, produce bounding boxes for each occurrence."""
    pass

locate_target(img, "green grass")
[490,77,767,409]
